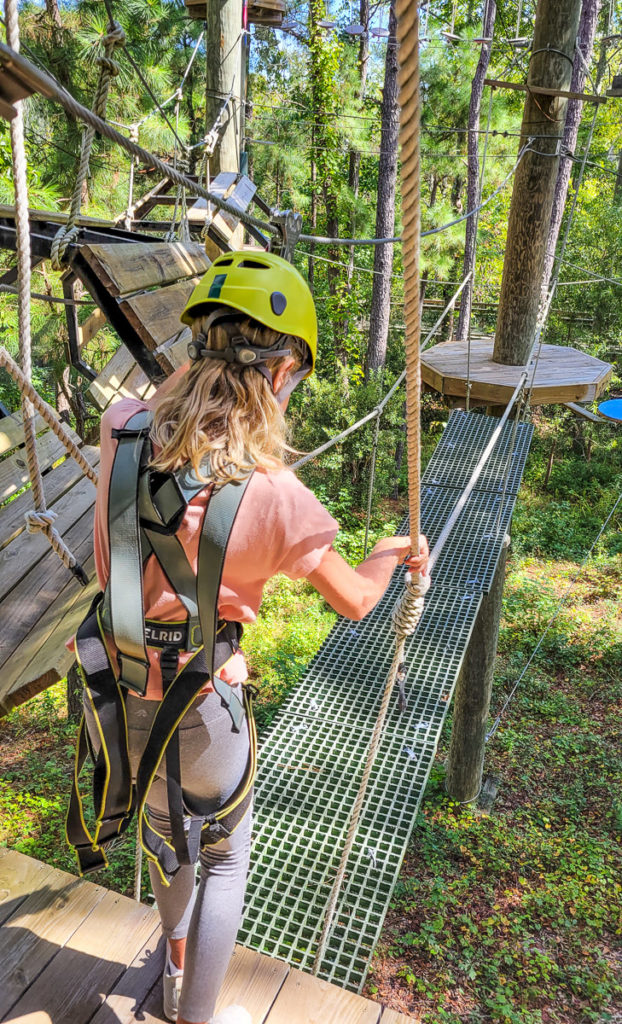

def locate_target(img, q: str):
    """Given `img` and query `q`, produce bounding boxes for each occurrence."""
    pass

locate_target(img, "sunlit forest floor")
[1,413,620,1024]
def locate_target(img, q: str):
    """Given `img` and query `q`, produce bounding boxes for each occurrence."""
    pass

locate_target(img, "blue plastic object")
[598,399,622,423]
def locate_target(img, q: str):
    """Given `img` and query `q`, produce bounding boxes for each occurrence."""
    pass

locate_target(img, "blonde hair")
[150,311,303,483]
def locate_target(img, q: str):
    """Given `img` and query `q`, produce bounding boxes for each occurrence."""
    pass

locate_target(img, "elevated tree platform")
[421,337,612,406]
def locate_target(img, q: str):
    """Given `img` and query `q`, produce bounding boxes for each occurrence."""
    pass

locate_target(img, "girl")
[92,251,429,1024]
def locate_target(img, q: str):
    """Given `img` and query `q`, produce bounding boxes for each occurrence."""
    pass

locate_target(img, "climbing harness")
[66,409,257,885]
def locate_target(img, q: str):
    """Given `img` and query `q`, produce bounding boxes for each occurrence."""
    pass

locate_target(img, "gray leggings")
[88,688,252,1024]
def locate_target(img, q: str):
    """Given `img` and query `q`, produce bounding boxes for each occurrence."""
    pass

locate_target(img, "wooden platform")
[421,337,613,406]
[0,849,413,1024]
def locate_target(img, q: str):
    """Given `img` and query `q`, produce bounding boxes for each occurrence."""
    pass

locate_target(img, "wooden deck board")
[0,448,100,553]
[0,858,106,1019]
[0,427,81,503]
[0,852,416,1024]
[8,891,159,1024]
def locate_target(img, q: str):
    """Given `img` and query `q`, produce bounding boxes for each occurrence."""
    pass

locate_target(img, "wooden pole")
[445,534,510,802]
[493,0,583,366]
[205,0,243,178]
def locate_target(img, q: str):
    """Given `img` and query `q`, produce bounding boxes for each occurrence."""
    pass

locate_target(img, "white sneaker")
[162,946,184,1022]
[212,1007,252,1024]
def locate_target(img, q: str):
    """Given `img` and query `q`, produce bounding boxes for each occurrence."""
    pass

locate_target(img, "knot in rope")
[392,572,431,639]
[25,508,58,534]
[51,224,80,269]
[96,54,121,77]
[102,21,126,47]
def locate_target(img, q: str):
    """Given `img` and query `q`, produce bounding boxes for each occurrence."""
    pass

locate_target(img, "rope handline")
[487,485,622,742]
[50,16,126,268]
[3,0,90,587]
[312,0,428,976]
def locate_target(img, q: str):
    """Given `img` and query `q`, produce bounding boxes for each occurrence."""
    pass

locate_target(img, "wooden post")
[445,534,510,802]
[493,0,583,366]
[205,0,243,178]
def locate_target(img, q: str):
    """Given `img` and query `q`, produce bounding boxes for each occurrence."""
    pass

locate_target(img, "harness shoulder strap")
[105,408,153,694]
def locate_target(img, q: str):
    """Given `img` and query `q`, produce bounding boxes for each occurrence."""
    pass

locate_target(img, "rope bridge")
[239,408,533,992]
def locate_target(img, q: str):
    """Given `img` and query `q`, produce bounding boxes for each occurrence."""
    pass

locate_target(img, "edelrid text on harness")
[66,410,257,885]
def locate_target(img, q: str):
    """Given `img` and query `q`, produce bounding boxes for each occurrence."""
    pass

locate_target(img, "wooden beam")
[484,78,607,104]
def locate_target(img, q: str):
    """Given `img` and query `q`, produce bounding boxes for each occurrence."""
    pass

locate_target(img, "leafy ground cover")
[0,415,620,1023]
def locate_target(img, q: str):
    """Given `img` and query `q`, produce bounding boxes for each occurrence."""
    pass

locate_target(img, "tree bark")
[205,0,242,178]
[346,0,371,292]
[540,0,601,299]
[493,0,583,366]
[366,0,399,376]
[456,0,497,342]
[446,535,510,802]
[66,661,82,724]
[615,150,622,203]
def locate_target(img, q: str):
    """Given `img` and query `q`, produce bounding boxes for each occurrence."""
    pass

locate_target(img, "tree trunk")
[615,150,622,203]
[346,0,371,291]
[45,0,62,27]
[205,0,242,178]
[493,0,583,366]
[66,661,83,724]
[540,0,601,299]
[446,535,510,802]
[366,0,399,376]
[456,0,497,342]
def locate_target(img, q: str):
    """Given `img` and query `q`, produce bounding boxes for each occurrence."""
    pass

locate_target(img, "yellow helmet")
[180,250,317,374]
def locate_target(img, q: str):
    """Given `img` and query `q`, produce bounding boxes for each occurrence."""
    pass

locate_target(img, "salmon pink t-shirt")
[92,397,339,699]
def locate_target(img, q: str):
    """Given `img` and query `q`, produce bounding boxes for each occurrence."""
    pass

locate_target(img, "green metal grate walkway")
[239,410,533,992]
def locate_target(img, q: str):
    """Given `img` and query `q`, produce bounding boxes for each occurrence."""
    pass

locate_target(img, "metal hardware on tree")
[269,210,303,263]
[240,409,533,991]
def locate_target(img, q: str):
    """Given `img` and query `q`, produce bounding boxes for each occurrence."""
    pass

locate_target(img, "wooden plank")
[484,78,607,104]
[0,859,106,1019]
[379,1010,418,1024]
[77,306,107,349]
[136,944,290,1024]
[120,279,199,350]
[0,427,81,503]
[8,889,159,1024]
[0,447,99,552]
[216,176,257,234]
[79,241,211,299]
[0,413,45,458]
[0,849,55,928]
[156,328,191,372]
[0,504,95,677]
[89,931,165,1024]
[0,552,97,712]
[266,967,381,1024]
[87,344,135,411]
[564,401,603,422]
[0,470,96,597]
[216,946,290,1021]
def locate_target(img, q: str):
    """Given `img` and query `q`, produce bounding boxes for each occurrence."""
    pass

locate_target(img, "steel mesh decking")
[240,410,533,990]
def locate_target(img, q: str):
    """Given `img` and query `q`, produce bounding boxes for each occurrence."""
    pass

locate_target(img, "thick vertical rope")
[312,0,428,976]
[4,0,89,585]
[51,19,125,267]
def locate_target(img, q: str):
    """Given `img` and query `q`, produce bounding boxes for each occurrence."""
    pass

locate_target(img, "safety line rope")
[291,275,471,471]
[3,0,90,586]
[0,40,536,251]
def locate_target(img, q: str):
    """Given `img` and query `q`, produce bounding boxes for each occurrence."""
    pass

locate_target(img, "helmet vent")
[270,291,287,316]
[214,258,233,266]
[238,259,269,269]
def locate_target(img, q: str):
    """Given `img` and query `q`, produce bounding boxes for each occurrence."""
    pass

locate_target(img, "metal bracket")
[269,209,302,262]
